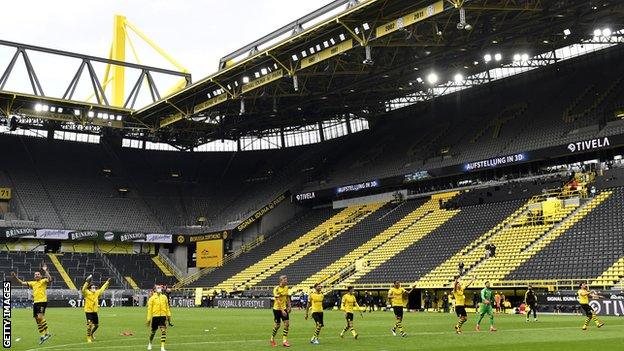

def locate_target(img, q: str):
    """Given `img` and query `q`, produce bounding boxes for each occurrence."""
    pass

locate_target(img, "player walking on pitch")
[271,275,291,347]
[305,283,325,344]
[476,281,497,332]
[12,262,53,345]
[453,277,474,334]
[340,286,362,339]
[577,283,604,330]
[146,285,172,351]
[524,284,538,322]
[82,275,111,342]
[388,281,411,337]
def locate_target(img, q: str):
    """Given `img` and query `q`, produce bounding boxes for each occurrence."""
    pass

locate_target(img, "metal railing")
[95,245,130,290]
[158,252,186,281]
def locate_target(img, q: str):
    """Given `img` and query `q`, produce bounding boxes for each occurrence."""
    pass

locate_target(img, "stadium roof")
[2,0,623,148]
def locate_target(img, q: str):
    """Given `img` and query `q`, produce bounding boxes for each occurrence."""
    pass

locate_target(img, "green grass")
[8,307,624,351]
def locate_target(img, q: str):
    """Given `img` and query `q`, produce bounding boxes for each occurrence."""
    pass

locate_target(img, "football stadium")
[1,0,624,350]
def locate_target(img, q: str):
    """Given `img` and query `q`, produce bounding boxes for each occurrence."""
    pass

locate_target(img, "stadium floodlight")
[34,103,42,112]
[50,107,56,113]
[416,77,423,83]
[242,76,250,84]
[563,28,571,36]
[426,72,439,85]
[116,115,122,121]
[74,109,80,116]
[240,99,245,115]
[513,54,521,62]
[602,28,612,37]
[42,104,49,112]
[454,73,464,83]
[291,54,298,61]
[87,111,95,118]
[483,54,492,63]
[521,53,530,61]
[103,113,109,120]
[494,53,502,62]
[593,29,602,37]
[57,107,63,113]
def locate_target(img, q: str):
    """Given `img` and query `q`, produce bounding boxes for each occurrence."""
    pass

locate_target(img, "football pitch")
[8,308,624,351]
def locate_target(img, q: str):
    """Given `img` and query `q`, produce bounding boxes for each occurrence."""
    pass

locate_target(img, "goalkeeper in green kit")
[475,281,497,332]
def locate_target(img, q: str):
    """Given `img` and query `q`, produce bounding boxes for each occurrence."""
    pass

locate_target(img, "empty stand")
[56,253,125,289]
[337,197,458,287]
[0,251,68,289]
[186,208,336,288]
[105,254,177,289]
[508,187,624,286]
[256,200,427,288]
[356,200,522,284]
[212,203,384,292]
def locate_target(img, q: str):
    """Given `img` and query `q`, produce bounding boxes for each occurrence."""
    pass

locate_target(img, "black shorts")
[312,312,324,326]
[581,304,594,317]
[528,302,537,310]
[33,302,47,318]
[151,316,167,331]
[455,306,467,317]
[345,312,354,321]
[85,312,99,324]
[273,309,289,323]
[393,306,404,319]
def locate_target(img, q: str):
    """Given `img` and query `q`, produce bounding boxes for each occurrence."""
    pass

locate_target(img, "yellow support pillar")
[111,15,127,107]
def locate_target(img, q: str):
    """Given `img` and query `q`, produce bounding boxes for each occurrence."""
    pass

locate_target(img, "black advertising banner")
[215,298,272,309]
[294,134,624,203]
[234,190,290,233]
[0,228,172,244]
[537,291,624,317]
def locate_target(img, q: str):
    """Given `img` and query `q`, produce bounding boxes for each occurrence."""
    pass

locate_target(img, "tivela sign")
[538,291,624,316]
[214,298,272,309]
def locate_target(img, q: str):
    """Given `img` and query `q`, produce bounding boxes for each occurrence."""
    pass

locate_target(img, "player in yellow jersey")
[577,283,604,330]
[452,277,474,334]
[340,286,362,339]
[12,262,53,345]
[146,285,172,351]
[81,275,111,342]
[271,275,291,347]
[305,283,325,345]
[388,281,412,337]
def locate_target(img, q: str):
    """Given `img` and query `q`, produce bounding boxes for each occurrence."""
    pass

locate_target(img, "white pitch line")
[24,325,618,351]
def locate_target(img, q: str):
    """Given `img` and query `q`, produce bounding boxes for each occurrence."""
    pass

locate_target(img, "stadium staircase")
[292,198,443,291]
[212,203,384,292]
[592,254,624,288]
[152,255,175,278]
[125,276,140,289]
[47,253,77,290]
[330,194,459,289]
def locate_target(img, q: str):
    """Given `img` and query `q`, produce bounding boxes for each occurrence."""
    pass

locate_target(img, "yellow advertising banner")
[376,1,444,38]
[196,239,223,268]
[159,111,185,128]
[193,93,228,114]
[301,39,353,69]
[242,69,284,94]
[0,188,11,200]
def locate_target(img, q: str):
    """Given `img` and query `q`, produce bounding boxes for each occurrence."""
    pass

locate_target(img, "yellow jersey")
[273,285,289,310]
[82,280,110,313]
[341,293,359,313]
[453,285,466,306]
[578,289,590,304]
[388,287,406,307]
[146,293,171,321]
[309,292,324,313]
[27,279,49,303]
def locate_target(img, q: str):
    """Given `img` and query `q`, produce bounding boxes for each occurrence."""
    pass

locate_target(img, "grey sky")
[0,0,335,106]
